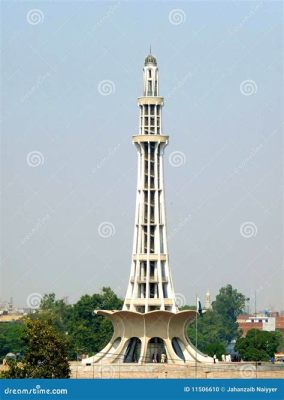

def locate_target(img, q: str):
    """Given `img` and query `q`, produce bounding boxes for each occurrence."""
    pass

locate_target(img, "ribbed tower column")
[123,53,177,314]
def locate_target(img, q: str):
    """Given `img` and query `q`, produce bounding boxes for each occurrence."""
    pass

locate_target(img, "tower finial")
[149,44,151,55]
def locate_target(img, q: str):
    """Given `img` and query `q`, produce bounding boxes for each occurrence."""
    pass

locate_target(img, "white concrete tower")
[123,52,177,313]
[82,52,213,366]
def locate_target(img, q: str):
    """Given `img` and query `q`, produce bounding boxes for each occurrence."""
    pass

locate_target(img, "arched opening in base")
[123,337,141,363]
[172,337,185,362]
[146,337,167,363]
[104,337,121,361]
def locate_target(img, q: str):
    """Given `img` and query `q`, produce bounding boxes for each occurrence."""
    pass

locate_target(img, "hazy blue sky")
[1,0,283,312]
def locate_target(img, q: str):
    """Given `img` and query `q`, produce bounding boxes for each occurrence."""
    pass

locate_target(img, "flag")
[196,297,204,316]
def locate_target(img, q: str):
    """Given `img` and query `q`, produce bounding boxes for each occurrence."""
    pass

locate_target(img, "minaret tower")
[205,290,212,310]
[123,52,177,313]
[82,52,213,366]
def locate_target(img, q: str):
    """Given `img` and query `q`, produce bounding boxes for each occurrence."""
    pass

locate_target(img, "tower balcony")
[133,299,161,306]
[133,135,168,144]
[138,96,164,106]
[132,254,167,262]
[124,298,174,307]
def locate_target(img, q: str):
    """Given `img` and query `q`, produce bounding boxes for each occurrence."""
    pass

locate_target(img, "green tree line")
[1,284,283,377]
[0,287,122,362]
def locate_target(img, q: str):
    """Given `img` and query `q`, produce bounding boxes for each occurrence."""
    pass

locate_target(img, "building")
[82,52,212,365]
[270,311,284,333]
[237,313,276,336]
[276,316,284,333]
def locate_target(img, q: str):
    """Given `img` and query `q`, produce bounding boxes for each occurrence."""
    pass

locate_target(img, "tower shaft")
[123,54,177,313]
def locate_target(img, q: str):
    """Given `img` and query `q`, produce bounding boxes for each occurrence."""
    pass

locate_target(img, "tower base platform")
[73,361,284,379]
[82,310,213,365]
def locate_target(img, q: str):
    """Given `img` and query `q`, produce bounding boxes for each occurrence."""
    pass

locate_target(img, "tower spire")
[123,54,177,313]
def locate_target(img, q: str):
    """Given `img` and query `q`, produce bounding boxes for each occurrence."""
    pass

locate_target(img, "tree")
[22,287,123,360]
[0,322,25,361]
[206,342,226,360]
[187,284,248,357]
[212,284,248,343]
[1,318,70,378]
[66,287,123,358]
[40,293,57,310]
[187,310,227,359]
[0,287,125,373]
[34,287,123,359]
[235,329,283,361]
[179,305,196,311]
[36,293,72,334]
